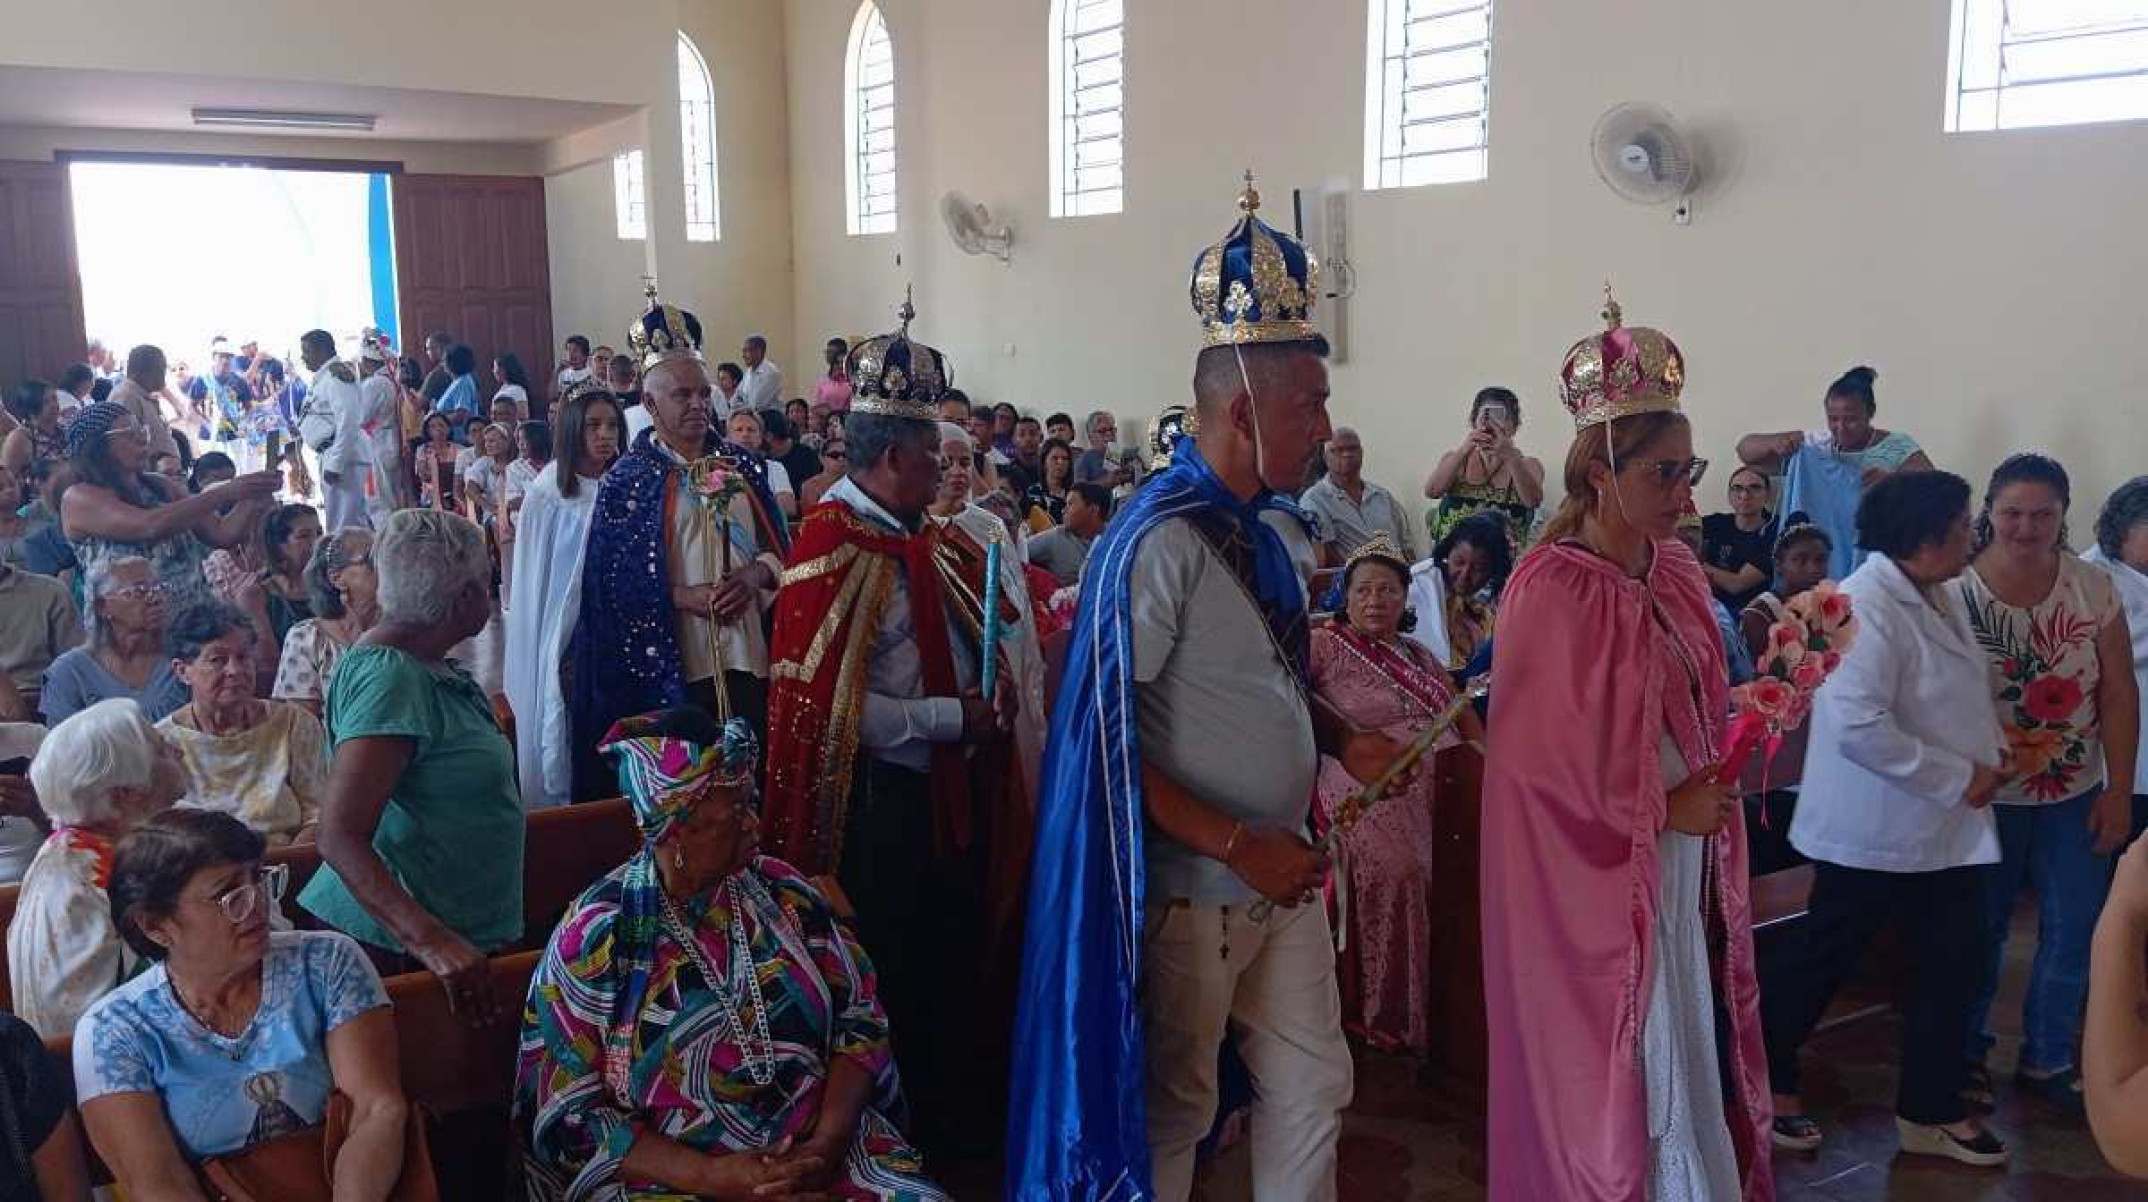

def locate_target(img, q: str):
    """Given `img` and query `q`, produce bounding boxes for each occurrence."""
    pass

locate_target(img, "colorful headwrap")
[65,401,128,461]
[598,710,760,844]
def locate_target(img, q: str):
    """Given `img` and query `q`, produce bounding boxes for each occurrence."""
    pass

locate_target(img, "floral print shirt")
[1957,554,2121,803]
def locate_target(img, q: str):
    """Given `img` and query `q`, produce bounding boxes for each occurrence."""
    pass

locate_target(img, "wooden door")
[391,175,554,408]
[0,162,87,390]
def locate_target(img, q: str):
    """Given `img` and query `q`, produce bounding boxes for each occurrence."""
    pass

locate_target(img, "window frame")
[678,32,721,242]
[1943,0,2148,132]
[612,148,646,241]
[1362,0,1495,191]
[844,2,899,236]
[1048,0,1126,218]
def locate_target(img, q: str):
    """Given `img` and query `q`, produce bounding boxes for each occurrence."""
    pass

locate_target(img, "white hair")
[31,698,158,825]
[373,508,489,626]
[82,554,154,648]
[1084,410,1114,437]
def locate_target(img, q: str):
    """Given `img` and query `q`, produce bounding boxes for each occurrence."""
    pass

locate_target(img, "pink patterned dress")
[1309,623,1458,1055]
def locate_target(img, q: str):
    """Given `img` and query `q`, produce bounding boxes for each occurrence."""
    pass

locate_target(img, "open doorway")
[68,157,398,468]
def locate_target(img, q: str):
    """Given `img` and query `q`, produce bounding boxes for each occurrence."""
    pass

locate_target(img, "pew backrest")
[383,951,541,1116]
[518,798,639,948]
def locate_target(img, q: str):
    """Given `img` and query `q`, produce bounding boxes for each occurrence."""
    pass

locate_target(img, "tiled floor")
[1185,901,2137,1201]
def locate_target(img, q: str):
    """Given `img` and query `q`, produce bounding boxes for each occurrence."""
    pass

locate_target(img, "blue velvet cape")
[567,428,788,795]
[1004,438,1309,1201]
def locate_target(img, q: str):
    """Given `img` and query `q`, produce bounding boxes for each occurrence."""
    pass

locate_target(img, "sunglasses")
[1629,457,1709,488]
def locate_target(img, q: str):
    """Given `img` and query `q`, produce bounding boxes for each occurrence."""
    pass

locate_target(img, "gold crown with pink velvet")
[1556,285,1685,430]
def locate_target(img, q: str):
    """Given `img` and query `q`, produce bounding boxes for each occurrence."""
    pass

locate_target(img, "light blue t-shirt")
[73,930,388,1160]
[39,646,189,726]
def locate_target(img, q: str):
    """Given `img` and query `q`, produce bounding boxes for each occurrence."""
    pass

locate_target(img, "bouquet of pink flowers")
[1712,580,1857,786]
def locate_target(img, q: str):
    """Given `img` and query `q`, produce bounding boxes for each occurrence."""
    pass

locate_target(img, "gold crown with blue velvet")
[1189,171,1322,347]
[847,286,950,423]
[627,279,705,374]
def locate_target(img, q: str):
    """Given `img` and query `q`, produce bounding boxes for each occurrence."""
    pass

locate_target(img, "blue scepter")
[979,533,1004,699]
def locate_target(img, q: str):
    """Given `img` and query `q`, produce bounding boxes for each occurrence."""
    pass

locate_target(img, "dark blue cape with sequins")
[567,428,789,798]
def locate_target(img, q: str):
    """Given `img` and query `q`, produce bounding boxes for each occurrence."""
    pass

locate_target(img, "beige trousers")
[1143,898,1354,1202]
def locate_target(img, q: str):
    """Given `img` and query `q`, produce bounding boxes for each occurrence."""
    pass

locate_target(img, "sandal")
[1772,1114,1823,1152]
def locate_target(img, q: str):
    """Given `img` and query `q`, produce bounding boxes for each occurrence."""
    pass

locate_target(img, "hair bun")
[1842,365,1877,386]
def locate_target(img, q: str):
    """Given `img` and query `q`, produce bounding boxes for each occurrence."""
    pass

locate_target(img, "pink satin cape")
[1480,538,1773,1201]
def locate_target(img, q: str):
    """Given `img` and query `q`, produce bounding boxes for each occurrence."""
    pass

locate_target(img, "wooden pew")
[516,798,640,950]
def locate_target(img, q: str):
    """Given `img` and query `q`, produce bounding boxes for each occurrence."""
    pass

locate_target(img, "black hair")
[90,378,113,403]
[1826,365,1879,416]
[1069,481,1115,518]
[110,809,267,962]
[495,352,531,389]
[847,412,937,475]
[445,344,476,377]
[2096,476,2148,563]
[59,363,95,394]
[1435,510,1515,598]
[762,410,795,442]
[1974,451,2072,553]
[519,419,553,461]
[1773,522,1834,562]
[607,354,636,384]
[565,335,591,354]
[1856,469,1972,561]
[1040,438,1075,488]
[125,344,165,385]
[188,451,235,493]
[426,330,455,350]
[1339,554,1418,634]
[744,335,768,353]
[941,389,972,416]
[555,391,622,498]
[165,599,253,663]
[1015,415,1041,431]
[173,431,193,475]
[299,329,335,358]
[993,402,1019,421]
[397,357,424,390]
[304,529,368,618]
[4,380,51,423]
[716,361,744,384]
[421,411,453,441]
[1468,386,1521,427]
[261,502,318,575]
[1046,411,1073,428]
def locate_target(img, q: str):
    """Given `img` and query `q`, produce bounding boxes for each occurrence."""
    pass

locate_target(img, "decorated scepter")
[979,534,1004,698]
[1248,677,1489,922]
[689,455,748,723]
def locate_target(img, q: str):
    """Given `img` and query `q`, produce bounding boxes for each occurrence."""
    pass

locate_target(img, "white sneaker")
[1896,1117,2010,1167]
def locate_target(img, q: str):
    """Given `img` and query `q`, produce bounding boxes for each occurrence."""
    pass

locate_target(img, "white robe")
[504,470,600,809]
[306,361,367,531]
[944,503,1048,802]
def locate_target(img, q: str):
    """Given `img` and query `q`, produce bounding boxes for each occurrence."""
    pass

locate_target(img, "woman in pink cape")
[1481,292,1772,1200]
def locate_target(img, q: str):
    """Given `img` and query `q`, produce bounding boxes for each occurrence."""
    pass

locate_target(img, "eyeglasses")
[109,580,168,601]
[195,864,289,925]
[1727,482,1768,495]
[1629,457,1709,488]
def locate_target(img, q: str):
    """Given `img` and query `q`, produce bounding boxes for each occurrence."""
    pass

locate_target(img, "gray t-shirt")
[1131,512,1318,905]
[1025,525,1092,586]
[38,647,188,727]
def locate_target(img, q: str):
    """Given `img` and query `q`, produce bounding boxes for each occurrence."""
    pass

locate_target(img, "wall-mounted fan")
[941,190,1013,263]
[1591,102,1701,223]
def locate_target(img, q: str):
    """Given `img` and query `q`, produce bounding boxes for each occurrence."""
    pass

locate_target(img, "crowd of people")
[0,175,2143,1201]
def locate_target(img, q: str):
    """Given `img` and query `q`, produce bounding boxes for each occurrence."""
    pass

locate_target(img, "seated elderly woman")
[156,601,330,845]
[273,528,380,717]
[516,708,947,1201]
[40,555,189,726]
[0,1008,92,1200]
[5,699,186,1036]
[74,809,416,1200]
[298,509,522,1020]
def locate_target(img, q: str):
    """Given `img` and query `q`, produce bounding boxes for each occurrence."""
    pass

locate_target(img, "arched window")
[1364,0,1494,189]
[844,2,898,235]
[1048,0,1125,217]
[679,32,720,242]
[613,149,647,240]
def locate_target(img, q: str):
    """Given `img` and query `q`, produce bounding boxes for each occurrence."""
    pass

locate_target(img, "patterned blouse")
[1957,554,2122,803]
[516,855,947,1201]
[271,619,349,708]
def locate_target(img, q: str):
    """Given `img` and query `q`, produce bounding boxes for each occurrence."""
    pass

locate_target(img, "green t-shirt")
[298,644,524,953]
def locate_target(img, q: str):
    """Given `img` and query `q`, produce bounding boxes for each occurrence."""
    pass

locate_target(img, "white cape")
[503,470,599,809]
[1402,555,1453,667]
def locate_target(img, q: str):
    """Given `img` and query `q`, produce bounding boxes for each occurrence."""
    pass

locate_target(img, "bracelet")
[1220,821,1247,865]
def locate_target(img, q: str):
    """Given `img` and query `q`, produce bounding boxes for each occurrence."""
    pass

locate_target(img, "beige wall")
[1,0,664,105]
[545,0,797,380]
[782,0,2148,514]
